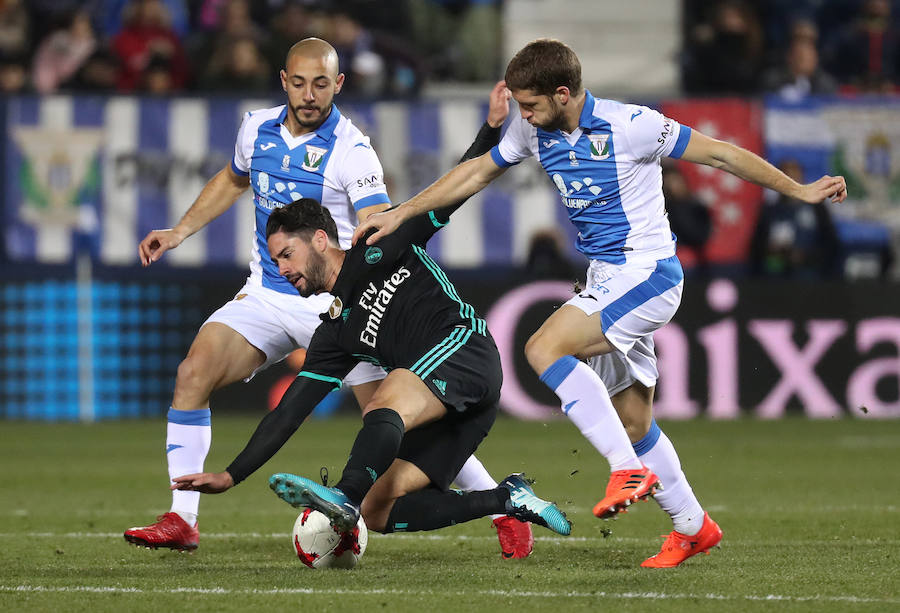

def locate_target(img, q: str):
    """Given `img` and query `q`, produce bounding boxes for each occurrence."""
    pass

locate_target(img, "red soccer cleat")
[124,512,199,551]
[592,465,661,519]
[493,516,534,559]
[641,512,723,568]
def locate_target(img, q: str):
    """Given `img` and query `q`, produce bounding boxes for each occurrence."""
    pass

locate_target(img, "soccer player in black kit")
[172,123,572,539]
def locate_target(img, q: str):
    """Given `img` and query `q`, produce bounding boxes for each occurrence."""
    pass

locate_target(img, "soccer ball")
[291,508,368,569]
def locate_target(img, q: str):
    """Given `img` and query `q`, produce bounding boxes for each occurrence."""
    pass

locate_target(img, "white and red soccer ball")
[291,507,368,569]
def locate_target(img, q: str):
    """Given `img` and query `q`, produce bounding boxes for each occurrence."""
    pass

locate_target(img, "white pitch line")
[2,585,897,605]
[1,532,898,546]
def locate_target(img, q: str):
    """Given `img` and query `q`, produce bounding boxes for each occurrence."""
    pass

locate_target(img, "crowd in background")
[3,0,900,97]
[683,0,900,98]
[0,0,502,96]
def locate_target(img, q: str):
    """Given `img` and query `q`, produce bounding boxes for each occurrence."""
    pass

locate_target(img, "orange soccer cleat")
[493,516,534,559]
[641,512,722,568]
[592,466,661,519]
[124,512,199,551]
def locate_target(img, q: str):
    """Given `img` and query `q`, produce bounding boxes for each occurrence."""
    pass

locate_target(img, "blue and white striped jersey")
[232,104,390,294]
[490,90,692,265]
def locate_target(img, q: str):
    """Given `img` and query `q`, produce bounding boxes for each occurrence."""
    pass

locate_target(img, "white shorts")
[203,282,386,387]
[566,255,684,392]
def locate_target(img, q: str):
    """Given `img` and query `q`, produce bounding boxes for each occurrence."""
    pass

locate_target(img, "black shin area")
[335,408,405,504]
[382,487,509,533]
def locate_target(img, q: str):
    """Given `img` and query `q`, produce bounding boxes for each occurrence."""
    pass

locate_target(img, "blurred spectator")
[749,160,840,278]
[683,0,764,94]
[95,0,190,38]
[191,0,268,90]
[662,165,712,271]
[69,47,120,91]
[0,52,27,93]
[142,52,176,94]
[31,10,97,94]
[199,35,270,92]
[406,0,502,82]
[262,2,318,81]
[762,36,837,101]
[525,228,579,281]
[111,0,189,92]
[0,0,29,58]
[329,10,423,97]
[824,0,900,92]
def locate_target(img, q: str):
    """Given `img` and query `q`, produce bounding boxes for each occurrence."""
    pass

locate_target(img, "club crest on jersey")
[364,247,383,264]
[588,134,610,160]
[328,297,343,319]
[302,145,327,172]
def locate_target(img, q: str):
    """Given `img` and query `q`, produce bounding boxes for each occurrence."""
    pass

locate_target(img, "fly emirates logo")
[358,267,411,348]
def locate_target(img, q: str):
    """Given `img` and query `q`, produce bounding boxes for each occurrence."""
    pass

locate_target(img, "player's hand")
[487,80,511,128]
[138,228,187,266]
[171,471,234,494]
[351,206,407,246]
[797,175,847,204]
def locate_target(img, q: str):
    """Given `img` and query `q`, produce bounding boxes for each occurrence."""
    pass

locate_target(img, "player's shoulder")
[333,113,372,145]
[590,96,652,126]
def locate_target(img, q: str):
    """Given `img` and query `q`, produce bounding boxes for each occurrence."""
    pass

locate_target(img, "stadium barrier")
[2,271,897,420]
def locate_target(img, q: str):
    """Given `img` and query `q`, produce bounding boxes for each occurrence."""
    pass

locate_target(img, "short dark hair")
[265,198,339,243]
[505,39,582,97]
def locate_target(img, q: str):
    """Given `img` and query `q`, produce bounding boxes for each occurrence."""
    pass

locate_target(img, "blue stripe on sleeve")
[669,125,692,159]
[489,146,516,168]
[353,192,391,211]
[632,418,661,457]
[230,159,249,176]
[539,355,580,391]
[167,408,211,426]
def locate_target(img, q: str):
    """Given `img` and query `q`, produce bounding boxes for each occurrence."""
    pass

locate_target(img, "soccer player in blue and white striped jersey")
[355,38,847,567]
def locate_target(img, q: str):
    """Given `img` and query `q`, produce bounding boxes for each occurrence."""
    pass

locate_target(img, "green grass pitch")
[1,415,898,612]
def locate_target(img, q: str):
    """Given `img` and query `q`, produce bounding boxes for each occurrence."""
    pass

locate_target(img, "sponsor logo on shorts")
[235,293,248,300]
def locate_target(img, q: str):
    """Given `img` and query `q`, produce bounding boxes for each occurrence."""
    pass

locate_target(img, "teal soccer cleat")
[269,473,360,532]
[500,473,572,536]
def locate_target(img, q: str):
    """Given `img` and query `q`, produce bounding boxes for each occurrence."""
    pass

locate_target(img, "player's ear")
[334,72,345,95]
[555,86,571,105]
[313,228,329,251]
[280,69,288,93]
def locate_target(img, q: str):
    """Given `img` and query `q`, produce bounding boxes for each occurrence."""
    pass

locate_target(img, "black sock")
[335,408,405,505]
[382,487,510,533]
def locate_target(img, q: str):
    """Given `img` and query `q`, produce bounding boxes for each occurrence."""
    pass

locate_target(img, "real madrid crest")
[328,297,343,319]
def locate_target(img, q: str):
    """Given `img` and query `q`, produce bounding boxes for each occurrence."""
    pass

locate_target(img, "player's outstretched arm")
[138,165,250,266]
[352,81,510,246]
[679,130,847,204]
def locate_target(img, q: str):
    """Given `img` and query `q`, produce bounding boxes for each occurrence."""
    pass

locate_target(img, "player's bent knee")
[524,330,565,375]
[174,354,219,395]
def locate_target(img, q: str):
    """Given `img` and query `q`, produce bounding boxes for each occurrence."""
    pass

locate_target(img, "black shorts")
[397,400,497,490]
[411,326,503,414]
[399,327,502,489]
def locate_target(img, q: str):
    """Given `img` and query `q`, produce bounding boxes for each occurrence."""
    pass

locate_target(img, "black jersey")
[302,210,487,386]
[226,122,502,485]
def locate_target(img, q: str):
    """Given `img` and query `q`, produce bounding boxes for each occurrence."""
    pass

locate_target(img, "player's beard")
[291,97,333,129]
[297,249,329,297]
[535,100,567,132]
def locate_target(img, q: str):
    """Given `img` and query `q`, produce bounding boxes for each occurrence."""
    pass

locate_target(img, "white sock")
[541,356,641,472]
[634,419,704,535]
[166,407,212,527]
[453,455,502,520]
